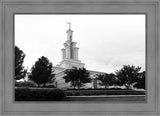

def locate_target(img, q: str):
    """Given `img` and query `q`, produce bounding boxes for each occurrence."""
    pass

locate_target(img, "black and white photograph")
[15,14,146,102]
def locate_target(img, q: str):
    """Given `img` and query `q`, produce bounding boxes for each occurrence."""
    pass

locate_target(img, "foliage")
[15,81,36,87]
[41,84,56,88]
[97,73,116,88]
[15,46,27,80]
[134,71,145,89]
[65,89,145,96]
[28,56,55,87]
[67,88,124,90]
[115,65,141,89]
[15,88,65,101]
[63,67,91,89]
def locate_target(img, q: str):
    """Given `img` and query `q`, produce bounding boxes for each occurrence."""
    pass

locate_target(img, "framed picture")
[0,0,159,116]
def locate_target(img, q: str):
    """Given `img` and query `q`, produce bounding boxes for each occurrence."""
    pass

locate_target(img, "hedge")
[65,90,146,96]
[15,87,65,101]
[67,88,126,90]
[15,81,36,87]
[15,81,56,88]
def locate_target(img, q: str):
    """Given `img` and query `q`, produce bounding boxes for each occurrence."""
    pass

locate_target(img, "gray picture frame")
[0,0,159,116]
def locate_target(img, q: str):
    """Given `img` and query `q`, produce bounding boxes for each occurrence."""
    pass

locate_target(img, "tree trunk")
[105,85,107,89]
[125,83,131,89]
[78,85,80,90]
[78,81,81,90]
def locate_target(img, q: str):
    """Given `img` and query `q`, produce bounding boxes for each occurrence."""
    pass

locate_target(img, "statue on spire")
[66,22,71,29]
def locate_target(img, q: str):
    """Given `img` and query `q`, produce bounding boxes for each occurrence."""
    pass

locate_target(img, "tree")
[115,65,141,89]
[134,71,145,89]
[28,56,55,87]
[63,67,91,89]
[97,73,115,88]
[15,46,27,80]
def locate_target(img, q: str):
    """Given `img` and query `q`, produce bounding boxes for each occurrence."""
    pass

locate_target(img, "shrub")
[65,90,145,96]
[67,88,124,90]
[15,81,36,87]
[41,85,55,88]
[75,92,80,96]
[15,88,65,101]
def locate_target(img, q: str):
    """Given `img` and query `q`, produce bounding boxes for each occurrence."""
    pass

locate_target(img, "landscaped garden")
[15,86,146,101]
[14,46,146,101]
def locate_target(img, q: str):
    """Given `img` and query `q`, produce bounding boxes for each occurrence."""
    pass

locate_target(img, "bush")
[15,88,65,101]
[67,88,125,90]
[65,90,146,96]
[41,85,55,88]
[15,81,36,87]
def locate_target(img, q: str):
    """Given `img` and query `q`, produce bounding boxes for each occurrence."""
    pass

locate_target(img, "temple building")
[53,23,105,89]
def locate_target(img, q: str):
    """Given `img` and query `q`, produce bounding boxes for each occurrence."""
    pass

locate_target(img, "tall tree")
[28,56,55,87]
[63,67,91,89]
[133,71,145,89]
[15,46,26,80]
[97,73,115,88]
[115,65,141,89]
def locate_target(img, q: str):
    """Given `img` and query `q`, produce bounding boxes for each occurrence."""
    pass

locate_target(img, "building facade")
[53,25,104,89]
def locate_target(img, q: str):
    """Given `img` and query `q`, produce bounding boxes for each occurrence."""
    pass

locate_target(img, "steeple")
[63,23,77,60]
[66,29,73,42]
[66,22,73,42]
[59,23,85,69]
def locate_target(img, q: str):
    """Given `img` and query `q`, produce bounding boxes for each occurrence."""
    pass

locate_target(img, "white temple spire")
[59,24,85,69]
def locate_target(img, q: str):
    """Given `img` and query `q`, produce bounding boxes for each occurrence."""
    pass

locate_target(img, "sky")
[15,14,145,73]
